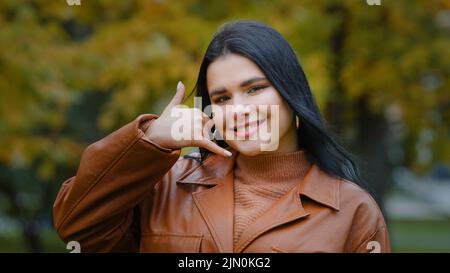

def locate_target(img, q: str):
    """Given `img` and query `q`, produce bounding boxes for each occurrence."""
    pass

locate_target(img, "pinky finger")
[197,139,232,157]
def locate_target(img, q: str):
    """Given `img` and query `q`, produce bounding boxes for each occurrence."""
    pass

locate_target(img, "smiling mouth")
[231,119,266,138]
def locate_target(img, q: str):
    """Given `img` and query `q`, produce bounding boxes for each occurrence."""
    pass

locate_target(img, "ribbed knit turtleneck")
[233,150,312,246]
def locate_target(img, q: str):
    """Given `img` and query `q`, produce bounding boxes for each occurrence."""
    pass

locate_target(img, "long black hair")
[189,20,361,185]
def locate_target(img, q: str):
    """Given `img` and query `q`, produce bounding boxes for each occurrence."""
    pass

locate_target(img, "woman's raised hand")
[145,81,232,157]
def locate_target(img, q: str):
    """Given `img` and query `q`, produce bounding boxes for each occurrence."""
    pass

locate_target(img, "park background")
[0,0,449,252]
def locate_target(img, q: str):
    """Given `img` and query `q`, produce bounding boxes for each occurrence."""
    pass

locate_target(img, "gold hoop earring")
[296,116,300,129]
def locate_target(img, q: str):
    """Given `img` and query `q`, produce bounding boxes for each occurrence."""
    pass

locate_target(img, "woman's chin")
[226,140,266,156]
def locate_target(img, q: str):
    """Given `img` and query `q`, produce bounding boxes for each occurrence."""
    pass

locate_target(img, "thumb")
[166,81,186,110]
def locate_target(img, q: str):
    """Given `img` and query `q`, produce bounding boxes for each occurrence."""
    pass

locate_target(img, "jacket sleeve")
[53,114,181,252]
[345,193,392,253]
[354,226,391,253]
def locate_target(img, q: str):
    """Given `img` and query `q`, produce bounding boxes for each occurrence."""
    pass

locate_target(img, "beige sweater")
[233,150,312,246]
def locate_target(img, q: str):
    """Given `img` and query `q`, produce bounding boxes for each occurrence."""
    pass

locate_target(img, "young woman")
[53,20,390,253]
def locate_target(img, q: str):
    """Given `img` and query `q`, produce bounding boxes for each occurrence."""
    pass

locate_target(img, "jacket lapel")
[177,151,341,253]
[192,171,234,252]
[234,164,340,252]
[233,184,310,252]
[178,151,237,253]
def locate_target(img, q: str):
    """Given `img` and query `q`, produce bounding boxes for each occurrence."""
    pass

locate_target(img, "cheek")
[265,89,293,122]
[277,102,294,135]
[264,98,294,141]
[209,89,293,138]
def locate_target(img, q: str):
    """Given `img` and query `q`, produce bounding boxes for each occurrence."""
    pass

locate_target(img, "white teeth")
[234,120,265,133]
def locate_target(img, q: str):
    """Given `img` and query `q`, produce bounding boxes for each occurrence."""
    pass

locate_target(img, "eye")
[247,85,267,94]
[213,96,230,104]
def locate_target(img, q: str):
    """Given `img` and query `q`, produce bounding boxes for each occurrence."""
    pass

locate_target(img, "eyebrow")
[209,76,268,97]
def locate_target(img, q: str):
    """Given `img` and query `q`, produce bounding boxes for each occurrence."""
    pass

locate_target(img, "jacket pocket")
[140,232,203,253]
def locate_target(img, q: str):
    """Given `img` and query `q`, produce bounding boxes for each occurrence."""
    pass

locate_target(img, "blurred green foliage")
[0,0,448,252]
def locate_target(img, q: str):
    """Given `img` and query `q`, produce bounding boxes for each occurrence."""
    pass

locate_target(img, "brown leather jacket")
[53,114,391,253]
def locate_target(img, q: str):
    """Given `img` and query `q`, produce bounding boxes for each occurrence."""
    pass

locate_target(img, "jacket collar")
[178,150,341,252]
[176,150,238,185]
[177,150,340,211]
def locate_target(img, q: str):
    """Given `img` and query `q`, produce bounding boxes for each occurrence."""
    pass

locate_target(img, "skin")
[145,53,298,157]
[207,53,298,156]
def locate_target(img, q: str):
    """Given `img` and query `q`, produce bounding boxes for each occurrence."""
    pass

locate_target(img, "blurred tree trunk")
[0,178,43,252]
[325,3,392,212]
[20,220,43,253]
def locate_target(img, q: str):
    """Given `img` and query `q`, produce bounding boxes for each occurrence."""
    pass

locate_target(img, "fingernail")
[224,150,232,157]
[177,81,183,90]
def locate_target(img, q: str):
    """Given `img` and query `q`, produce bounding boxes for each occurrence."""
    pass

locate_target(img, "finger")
[192,110,213,139]
[196,139,232,157]
[200,111,211,122]
[200,111,220,140]
[200,112,214,127]
[202,118,215,140]
[165,81,186,110]
[192,109,210,124]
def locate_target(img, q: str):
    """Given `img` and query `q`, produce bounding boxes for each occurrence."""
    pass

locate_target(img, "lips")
[233,119,261,130]
[231,119,266,138]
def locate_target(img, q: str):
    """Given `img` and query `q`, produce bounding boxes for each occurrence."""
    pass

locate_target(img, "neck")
[235,149,312,182]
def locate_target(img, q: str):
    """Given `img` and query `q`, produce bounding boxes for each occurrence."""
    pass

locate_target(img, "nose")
[231,104,252,122]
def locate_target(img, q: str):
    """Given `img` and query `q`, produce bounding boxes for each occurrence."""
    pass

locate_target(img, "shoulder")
[338,179,391,252]
[338,179,386,227]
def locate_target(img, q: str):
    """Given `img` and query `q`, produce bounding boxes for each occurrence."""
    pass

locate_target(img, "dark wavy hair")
[188,20,361,185]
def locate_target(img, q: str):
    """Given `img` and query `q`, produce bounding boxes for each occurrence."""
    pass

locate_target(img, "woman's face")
[206,53,298,156]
